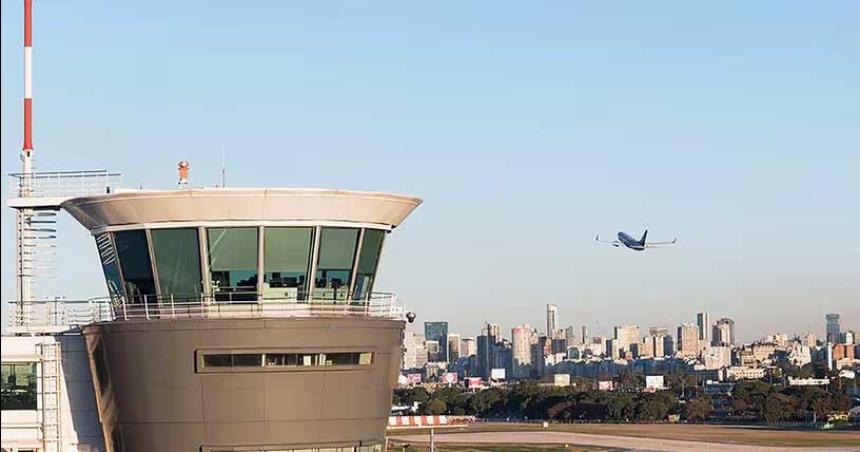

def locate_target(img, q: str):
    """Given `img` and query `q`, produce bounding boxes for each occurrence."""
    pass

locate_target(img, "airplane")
[595,229,676,251]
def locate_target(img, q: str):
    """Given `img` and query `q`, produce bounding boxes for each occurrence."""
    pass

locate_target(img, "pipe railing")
[8,292,404,329]
[8,170,122,199]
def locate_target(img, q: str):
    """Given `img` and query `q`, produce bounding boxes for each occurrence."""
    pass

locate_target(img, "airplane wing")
[644,238,677,248]
[595,235,622,247]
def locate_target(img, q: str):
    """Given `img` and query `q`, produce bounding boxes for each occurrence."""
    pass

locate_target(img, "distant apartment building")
[546,304,559,336]
[446,333,461,362]
[801,332,818,348]
[826,313,841,343]
[702,346,732,370]
[724,366,766,380]
[663,335,676,355]
[460,337,477,357]
[614,325,640,355]
[842,331,855,345]
[641,334,666,358]
[565,326,579,346]
[424,321,449,361]
[511,325,533,379]
[402,332,427,370]
[712,318,735,346]
[677,323,699,357]
[649,326,670,337]
[531,336,551,377]
[697,312,711,344]
[736,342,777,366]
[425,340,440,362]
[487,323,502,340]
[832,343,855,362]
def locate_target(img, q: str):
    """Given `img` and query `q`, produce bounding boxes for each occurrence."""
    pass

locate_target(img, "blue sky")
[1,1,858,340]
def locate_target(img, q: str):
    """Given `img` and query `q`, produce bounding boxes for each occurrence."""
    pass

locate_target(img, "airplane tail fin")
[640,229,648,244]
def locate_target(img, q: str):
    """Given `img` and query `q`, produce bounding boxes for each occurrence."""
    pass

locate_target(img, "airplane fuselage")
[617,231,645,251]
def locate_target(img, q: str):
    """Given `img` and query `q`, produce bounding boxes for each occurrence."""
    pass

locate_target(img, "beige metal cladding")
[61,188,423,231]
[83,317,404,452]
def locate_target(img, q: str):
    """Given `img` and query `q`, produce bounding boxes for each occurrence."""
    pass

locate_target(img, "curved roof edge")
[61,187,423,231]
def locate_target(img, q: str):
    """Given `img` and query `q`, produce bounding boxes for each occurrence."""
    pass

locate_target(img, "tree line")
[393,373,857,424]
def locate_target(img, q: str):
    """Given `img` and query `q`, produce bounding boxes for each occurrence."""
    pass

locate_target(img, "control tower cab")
[59,187,421,452]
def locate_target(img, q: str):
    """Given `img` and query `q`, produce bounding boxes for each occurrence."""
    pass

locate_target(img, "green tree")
[684,397,712,421]
[422,398,447,415]
[468,387,506,416]
[762,393,796,423]
[606,393,635,421]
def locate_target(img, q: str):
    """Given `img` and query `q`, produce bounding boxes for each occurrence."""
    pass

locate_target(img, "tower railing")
[8,170,122,200]
[7,293,404,332]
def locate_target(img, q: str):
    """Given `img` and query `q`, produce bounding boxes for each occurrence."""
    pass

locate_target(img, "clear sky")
[1,1,857,341]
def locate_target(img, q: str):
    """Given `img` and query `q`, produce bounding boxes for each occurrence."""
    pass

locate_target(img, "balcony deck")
[7,293,405,334]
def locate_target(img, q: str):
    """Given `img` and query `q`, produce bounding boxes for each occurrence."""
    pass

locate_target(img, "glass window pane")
[207,227,258,302]
[113,230,156,303]
[353,229,385,300]
[231,354,263,367]
[315,227,358,300]
[1,363,37,410]
[151,228,202,301]
[95,233,124,304]
[203,354,232,367]
[264,227,313,300]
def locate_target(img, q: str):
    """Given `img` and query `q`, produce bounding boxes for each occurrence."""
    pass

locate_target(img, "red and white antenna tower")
[22,0,34,174]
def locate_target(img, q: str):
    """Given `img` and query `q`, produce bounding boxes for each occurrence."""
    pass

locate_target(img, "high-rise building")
[826,314,841,343]
[476,334,492,377]
[424,321,448,361]
[581,325,589,344]
[712,318,735,346]
[697,312,711,344]
[511,325,533,379]
[642,334,666,357]
[564,326,578,345]
[460,337,477,357]
[446,333,461,362]
[487,323,502,339]
[663,335,676,355]
[402,332,427,369]
[613,325,640,354]
[678,323,699,357]
[531,336,551,376]
[649,326,669,336]
[546,304,559,336]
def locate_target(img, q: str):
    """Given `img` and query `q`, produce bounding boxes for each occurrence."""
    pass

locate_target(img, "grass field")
[388,422,860,448]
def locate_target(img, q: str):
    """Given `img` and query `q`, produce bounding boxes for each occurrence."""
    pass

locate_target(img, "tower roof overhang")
[61,187,422,232]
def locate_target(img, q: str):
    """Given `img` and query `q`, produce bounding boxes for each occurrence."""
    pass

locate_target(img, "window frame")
[194,348,375,374]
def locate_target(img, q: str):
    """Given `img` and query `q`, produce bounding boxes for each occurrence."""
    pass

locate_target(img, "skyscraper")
[678,323,699,357]
[826,313,841,343]
[487,323,502,339]
[712,318,735,346]
[424,321,449,361]
[581,325,589,344]
[446,333,461,362]
[460,337,477,357]
[696,312,711,344]
[613,325,640,354]
[402,332,427,369]
[649,326,669,337]
[546,304,559,336]
[511,325,533,379]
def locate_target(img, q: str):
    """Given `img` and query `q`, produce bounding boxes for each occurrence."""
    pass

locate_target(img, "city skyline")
[1,2,858,336]
[411,310,854,345]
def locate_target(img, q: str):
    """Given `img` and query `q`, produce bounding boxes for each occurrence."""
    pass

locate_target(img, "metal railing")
[8,292,405,329]
[8,170,122,199]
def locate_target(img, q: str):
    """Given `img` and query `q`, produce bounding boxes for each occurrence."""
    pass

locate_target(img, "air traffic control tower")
[46,185,420,452]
